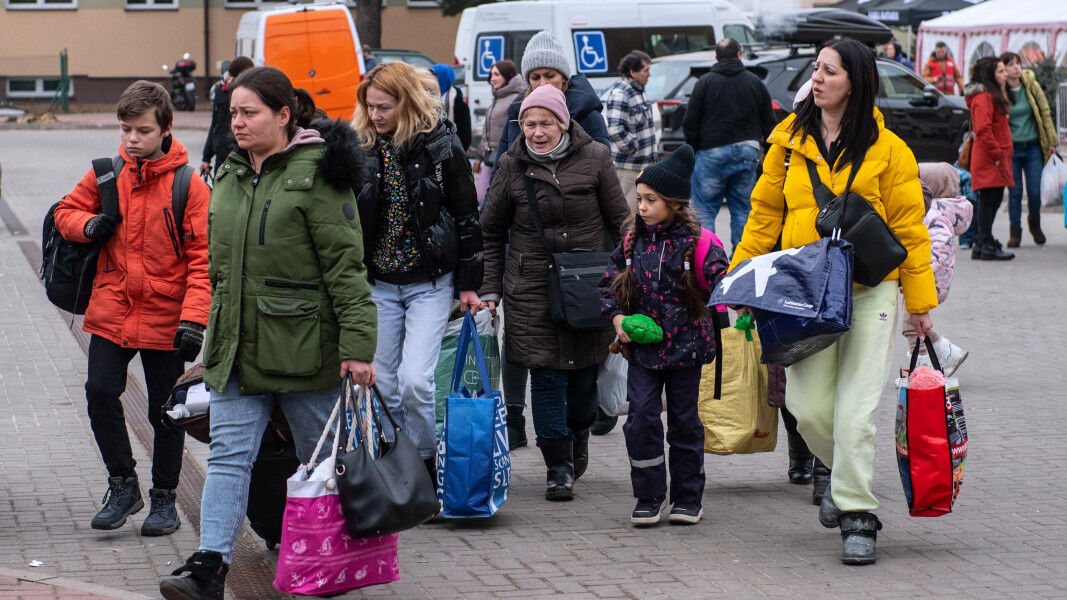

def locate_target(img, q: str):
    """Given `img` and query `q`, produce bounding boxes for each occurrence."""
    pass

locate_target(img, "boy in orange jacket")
[54,81,210,536]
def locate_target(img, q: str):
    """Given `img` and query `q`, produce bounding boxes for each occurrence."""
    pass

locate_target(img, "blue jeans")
[371,272,453,459]
[1008,140,1044,228]
[199,372,339,564]
[528,365,598,441]
[691,143,761,248]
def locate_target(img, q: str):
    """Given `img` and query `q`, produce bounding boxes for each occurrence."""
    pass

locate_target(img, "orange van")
[236,4,364,119]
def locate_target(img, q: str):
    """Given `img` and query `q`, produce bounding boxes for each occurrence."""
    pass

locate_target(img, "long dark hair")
[609,202,708,321]
[999,51,1022,104]
[232,66,316,139]
[791,37,879,171]
[971,56,1009,115]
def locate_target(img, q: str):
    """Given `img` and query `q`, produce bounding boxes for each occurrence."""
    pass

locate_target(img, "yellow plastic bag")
[699,315,778,455]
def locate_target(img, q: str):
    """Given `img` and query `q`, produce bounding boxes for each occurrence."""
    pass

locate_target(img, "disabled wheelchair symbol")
[478,36,504,79]
[573,32,608,74]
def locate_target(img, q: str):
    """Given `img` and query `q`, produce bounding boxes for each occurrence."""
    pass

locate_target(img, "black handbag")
[524,176,612,330]
[334,379,440,538]
[807,152,908,288]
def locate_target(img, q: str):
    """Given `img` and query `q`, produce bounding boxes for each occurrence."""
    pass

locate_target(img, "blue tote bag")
[436,312,510,518]
[710,235,854,367]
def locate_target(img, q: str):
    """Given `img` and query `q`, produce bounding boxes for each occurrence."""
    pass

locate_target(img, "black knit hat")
[635,143,694,201]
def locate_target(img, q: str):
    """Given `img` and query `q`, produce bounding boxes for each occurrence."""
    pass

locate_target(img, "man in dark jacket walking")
[199,56,253,177]
[682,38,775,249]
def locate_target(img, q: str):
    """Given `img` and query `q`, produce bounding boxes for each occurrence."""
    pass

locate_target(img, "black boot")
[160,550,228,600]
[786,431,814,485]
[141,488,181,536]
[538,437,574,501]
[839,512,882,566]
[91,475,143,530]
[811,458,830,506]
[973,239,1015,261]
[591,406,619,436]
[572,428,590,481]
[819,485,841,528]
[506,405,527,450]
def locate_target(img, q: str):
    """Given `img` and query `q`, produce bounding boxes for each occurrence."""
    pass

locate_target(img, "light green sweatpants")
[784,281,899,513]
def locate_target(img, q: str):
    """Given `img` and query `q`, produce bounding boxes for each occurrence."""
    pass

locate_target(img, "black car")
[651,48,969,163]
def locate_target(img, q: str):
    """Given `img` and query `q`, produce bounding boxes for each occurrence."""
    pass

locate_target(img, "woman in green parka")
[160,67,377,600]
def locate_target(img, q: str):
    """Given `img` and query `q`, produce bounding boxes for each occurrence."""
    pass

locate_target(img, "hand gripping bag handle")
[450,310,493,397]
[907,335,943,374]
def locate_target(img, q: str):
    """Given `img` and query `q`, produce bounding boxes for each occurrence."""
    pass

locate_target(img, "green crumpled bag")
[622,314,663,344]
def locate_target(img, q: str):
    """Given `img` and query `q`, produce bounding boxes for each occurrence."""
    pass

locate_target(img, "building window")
[6,0,77,9]
[126,0,176,9]
[6,78,74,99]
[224,0,301,7]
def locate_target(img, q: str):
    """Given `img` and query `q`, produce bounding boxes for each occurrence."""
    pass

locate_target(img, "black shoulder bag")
[807,152,908,288]
[524,176,612,330]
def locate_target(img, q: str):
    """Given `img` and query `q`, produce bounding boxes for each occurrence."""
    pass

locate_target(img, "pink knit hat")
[519,85,570,129]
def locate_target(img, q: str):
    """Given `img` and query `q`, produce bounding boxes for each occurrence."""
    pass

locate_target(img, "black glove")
[84,214,119,240]
[173,321,206,362]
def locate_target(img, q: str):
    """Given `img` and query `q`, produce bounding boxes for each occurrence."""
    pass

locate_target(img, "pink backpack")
[622,227,724,291]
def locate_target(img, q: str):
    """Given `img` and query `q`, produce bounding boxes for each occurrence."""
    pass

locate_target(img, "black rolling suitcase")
[246,417,299,550]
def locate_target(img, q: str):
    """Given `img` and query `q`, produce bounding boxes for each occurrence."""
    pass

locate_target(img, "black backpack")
[41,156,195,315]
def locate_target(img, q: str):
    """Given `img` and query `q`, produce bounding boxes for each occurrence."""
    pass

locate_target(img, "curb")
[0,567,154,599]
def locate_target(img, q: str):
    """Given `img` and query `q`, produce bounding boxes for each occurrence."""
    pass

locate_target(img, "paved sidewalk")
[0,569,151,599]
[2,129,1067,599]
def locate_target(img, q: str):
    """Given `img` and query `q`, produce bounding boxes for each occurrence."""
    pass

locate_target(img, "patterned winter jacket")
[926,195,972,303]
[599,217,729,370]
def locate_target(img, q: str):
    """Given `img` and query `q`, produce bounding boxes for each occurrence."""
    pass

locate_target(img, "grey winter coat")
[479,122,629,370]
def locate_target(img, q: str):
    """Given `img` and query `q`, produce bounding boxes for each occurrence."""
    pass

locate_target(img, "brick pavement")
[2,129,1067,599]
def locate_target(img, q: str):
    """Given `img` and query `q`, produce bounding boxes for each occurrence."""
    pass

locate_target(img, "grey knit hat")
[521,31,572,81]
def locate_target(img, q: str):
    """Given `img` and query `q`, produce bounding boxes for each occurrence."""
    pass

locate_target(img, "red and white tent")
[917,0,1067,74]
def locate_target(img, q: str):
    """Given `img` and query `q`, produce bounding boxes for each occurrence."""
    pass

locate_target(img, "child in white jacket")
[905,162,974,375]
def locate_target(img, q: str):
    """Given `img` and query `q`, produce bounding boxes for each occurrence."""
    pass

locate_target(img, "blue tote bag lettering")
[710,236,854,366]
[437,312,510,518]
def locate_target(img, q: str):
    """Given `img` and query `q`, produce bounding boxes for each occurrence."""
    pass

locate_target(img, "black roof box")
[755,9,893,47]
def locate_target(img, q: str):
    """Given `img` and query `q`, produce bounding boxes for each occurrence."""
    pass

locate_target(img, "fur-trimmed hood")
[311,117,376,193]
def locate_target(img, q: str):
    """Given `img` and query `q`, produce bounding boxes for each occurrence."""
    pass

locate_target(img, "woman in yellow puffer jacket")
[731,38,937,566]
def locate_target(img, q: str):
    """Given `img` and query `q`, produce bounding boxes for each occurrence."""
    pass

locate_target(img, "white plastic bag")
[596,352,629,417]
[1040,154,1067,207]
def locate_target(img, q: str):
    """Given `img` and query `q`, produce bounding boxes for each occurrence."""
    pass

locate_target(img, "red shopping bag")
[895,337,968,517]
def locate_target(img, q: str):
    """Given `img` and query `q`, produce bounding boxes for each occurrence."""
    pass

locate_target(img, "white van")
[454,0,756,132]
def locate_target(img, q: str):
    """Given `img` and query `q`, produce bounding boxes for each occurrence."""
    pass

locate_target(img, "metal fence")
[1058,82,1067,136]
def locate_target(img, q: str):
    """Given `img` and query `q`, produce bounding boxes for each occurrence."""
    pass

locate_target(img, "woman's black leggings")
[976,186,1005,245]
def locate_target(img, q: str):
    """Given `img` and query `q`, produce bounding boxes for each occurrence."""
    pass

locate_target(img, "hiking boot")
[591,406,618,436]
[159,550,228,600]
[630,496,665,526]
[819,487,841,528]
[786,431,814,485]
[91,476,143,530]
[1029,217,1046,245]
[811,458,831,506]
[839,512,882,566]
[141,488,181,536]
[931,336,968,377]
[506,406,527,450]
[539,437,574,501]
[668,503,703,525]
[1007,225,1022,248]
[572,428,590,480]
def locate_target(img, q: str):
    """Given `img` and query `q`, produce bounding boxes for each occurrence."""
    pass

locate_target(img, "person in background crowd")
[1000,51,1057,247]
[683,38,775,249]
[965,56,1015,261]
[599,144,729,526]
[473,60,522,206]
[955,163,978,248]
[606,50,656,210]
[200,56,254,177]
[54,80,210,540]
[492,30,611,180]
[429,63,473,151]
[731,38,936,565]
[923,42,964,95]
[879,40,914,71]
[363,44,378,70]
[354,61,482,481]
[159,66,376,600]
[906,163,972,376]
[489,30,613,444]
[480,85,628,501]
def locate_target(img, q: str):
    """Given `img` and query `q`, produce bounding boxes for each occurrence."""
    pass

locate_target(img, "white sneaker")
[932,337,968,377]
